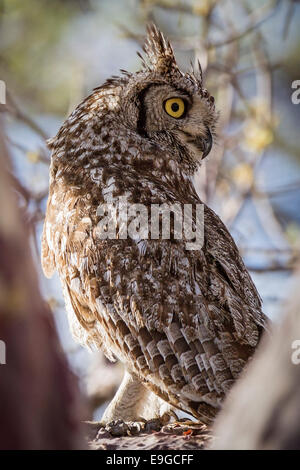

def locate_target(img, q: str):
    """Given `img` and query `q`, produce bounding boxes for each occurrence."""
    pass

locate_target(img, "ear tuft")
[141,24,179,74]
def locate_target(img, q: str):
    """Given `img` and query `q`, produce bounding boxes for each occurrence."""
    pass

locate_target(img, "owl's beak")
[181,127,213,160]
[192,127,213,159]
[200,128,213,159]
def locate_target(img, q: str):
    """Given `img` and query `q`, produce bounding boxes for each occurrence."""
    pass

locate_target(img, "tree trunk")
[211,272,300,450]
[0,121,86,450]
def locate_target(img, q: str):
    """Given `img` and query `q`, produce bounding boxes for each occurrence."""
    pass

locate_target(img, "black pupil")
[171,102,180,112]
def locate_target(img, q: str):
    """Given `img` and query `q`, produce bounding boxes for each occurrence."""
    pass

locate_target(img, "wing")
[41,207,56,279]
[43,140,267,422]
[44,194,266,424]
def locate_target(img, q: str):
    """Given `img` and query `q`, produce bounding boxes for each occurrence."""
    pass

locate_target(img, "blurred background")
[1,0,300,422]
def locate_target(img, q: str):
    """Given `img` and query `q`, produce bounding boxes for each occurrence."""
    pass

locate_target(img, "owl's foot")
[95,370,177,437]
[100,419,145,437]
[94,416,170,437]
[161,419,210,437]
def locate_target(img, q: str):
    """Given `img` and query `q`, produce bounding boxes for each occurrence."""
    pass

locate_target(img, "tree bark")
[0,121,87,450]
[211,271,300,450]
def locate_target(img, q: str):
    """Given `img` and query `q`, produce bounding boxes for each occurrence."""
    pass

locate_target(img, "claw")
[102,419,145,437]
[88,413,177,440]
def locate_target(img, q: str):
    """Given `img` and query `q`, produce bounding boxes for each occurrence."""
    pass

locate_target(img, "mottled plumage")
[42,25,267,424]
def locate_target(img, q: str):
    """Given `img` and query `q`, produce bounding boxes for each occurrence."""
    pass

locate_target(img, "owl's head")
[118,25,217,165]
[49,25,217,176]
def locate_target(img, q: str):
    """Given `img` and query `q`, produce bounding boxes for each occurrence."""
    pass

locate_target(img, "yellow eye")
[164,97,186,118]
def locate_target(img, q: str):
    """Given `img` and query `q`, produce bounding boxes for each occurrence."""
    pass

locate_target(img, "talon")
[144,418,163,433]
[105,419,129,437]
[127,421,144,435]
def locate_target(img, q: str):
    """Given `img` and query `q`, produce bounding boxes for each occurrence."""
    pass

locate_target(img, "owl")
[42,25,267,429]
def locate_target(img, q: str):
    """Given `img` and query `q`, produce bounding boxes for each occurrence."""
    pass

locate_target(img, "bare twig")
[4,90,49,141]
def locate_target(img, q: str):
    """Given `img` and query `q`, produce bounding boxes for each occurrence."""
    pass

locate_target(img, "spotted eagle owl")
[42,25,267,426]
